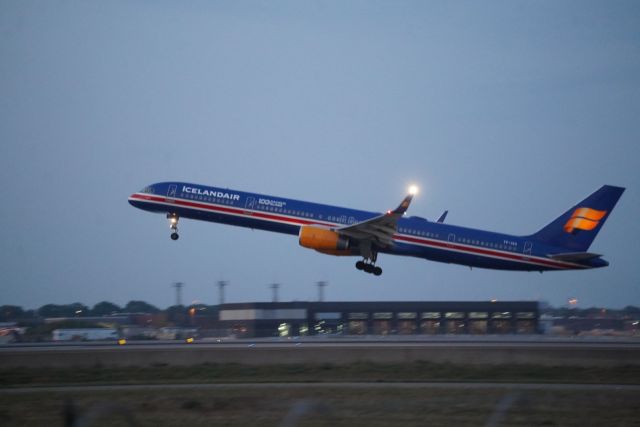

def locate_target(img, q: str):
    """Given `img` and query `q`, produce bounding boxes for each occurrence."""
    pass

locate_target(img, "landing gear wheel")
[167,213,180,241]
[356,250,381,275]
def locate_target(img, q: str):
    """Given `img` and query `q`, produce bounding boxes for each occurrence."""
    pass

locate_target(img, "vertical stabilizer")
[529,185,625,251]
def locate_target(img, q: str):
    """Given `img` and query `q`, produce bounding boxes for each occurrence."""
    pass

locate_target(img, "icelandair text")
[182,186,240,201]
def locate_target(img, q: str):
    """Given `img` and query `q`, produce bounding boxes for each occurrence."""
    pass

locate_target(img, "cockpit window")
[140,186,155,194]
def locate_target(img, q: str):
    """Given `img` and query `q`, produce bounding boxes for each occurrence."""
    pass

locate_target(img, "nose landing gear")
[167,213,179,240]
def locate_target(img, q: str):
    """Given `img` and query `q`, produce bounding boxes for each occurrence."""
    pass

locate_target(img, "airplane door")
[447,233,456,246]
[523,241,533,256]
[245,197,256,209]
[167,184,177,198]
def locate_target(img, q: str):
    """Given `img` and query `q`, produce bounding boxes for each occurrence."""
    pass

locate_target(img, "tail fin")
[528,185,625,251]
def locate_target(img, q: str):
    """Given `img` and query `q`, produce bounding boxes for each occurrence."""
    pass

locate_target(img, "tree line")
[0,301,218,322]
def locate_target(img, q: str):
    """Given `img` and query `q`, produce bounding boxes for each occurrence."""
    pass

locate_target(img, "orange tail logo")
[563,208,607,233]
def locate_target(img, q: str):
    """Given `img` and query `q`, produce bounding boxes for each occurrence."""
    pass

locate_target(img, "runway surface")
[3,381,640,394]
[3,337,640,368]
[4,335,640,350]
[3,338,640,352]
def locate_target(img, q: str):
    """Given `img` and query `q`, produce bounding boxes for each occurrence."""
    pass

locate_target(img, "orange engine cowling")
[299,225,351,255]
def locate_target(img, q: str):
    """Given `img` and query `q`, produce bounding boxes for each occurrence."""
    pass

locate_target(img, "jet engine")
[299,225,351,255]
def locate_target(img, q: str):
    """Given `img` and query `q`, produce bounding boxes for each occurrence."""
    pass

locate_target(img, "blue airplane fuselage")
[129,182,622,272]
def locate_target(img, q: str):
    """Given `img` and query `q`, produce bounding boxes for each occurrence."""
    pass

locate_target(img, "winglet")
[436,210,448,223]
[391,194,414,215]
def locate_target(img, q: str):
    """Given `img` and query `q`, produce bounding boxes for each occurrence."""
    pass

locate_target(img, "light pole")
[270,283,280,303]
[217,280,228,306]
[172,282,184,306]
[317,281,327,302]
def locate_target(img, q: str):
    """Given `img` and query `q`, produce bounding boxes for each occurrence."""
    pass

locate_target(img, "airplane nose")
[128,193,142,208]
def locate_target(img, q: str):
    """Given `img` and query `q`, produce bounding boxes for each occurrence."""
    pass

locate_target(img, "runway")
[3,339,640,351]
[3,381,640,394]
[2,337,640,368]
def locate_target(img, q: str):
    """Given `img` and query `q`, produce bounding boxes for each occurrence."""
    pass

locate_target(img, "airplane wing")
[336,194,414,248]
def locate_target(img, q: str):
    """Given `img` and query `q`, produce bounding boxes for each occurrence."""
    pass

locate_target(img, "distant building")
[217,301,539,338]
[43,313,155,327]
[44,316,131,325]
[155,327,198,340]
[52,328,119,341]
[541,315,640,336]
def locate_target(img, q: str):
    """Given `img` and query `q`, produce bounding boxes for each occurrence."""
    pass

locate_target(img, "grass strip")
[2,386,640,426]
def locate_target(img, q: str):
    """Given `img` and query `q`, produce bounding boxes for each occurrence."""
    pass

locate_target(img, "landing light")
[408,185,419,196]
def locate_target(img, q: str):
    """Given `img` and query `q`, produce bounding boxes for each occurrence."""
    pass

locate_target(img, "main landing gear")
[355,252,382,276]
[355,260,382,276]
[167,213,179,240]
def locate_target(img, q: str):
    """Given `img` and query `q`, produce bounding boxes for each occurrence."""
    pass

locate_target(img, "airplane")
[129,182,624,276]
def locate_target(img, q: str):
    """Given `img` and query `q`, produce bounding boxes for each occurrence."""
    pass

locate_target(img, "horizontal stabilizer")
[549,252,602,262]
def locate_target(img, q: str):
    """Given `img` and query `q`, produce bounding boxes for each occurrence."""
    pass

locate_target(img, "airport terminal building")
[218,301,539,338]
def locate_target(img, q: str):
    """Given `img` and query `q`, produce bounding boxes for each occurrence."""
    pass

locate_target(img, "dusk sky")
[1,1,639,310]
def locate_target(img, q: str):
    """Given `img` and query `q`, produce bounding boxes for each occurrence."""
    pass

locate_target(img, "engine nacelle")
[299,225,351,255]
